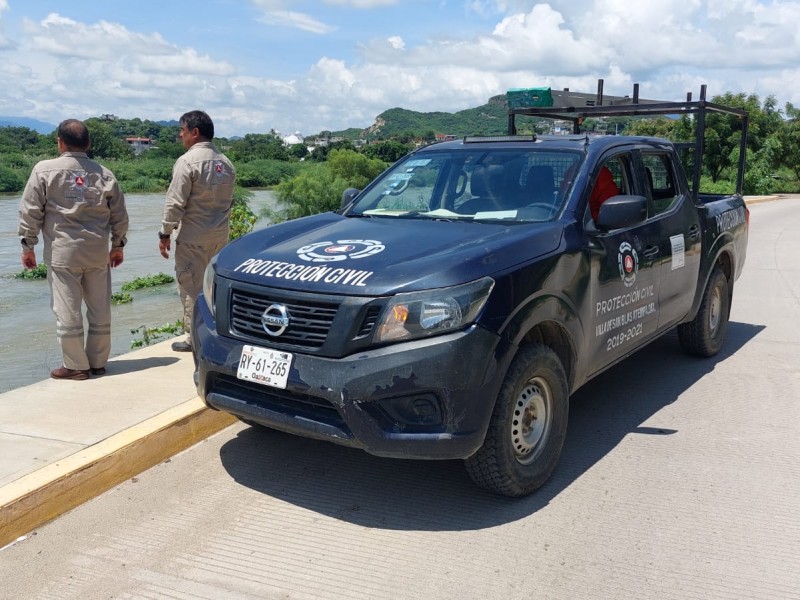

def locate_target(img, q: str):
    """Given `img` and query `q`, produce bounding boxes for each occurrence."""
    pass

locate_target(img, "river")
[0,190,279,393]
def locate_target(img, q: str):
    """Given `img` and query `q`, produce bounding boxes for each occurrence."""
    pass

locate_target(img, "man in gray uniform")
[159,110,236,352]
[19,119,129,380]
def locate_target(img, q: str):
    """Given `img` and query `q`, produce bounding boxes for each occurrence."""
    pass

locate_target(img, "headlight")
[375,277,494,343]
[202,256,217,318]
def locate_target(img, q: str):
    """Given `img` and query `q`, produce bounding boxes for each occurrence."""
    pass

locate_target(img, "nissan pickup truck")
[191,84,749,497]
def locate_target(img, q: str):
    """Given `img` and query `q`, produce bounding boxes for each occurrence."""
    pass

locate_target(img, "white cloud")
[387,36,405,50]
[250,0,334,33]
[323,0,398,6]
[2,2,800,137]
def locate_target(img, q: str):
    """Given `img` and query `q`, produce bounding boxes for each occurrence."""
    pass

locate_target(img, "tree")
[229,132,288,162]
[288,143,309,159]
[84,119,134,159]
[703,93,762,183]
[327,149,387,189]
[272,163,349,222]
[361,139,412,164]
[777,103,800,184]
[270,149,387,224]
[308,139,356,162]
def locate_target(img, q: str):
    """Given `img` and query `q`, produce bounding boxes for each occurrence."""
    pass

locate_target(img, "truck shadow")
[218,321,764,531]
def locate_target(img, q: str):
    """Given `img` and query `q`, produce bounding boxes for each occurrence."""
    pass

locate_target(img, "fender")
[496,291,583,393]
[683,233,737,324]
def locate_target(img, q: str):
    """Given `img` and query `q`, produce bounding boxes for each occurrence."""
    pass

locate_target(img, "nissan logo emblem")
[261,303,290,336]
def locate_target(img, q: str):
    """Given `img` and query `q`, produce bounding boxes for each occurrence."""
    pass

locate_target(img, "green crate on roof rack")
[507,87,553,109]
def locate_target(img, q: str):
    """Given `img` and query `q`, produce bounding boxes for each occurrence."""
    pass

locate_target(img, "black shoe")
[171,340,192,352]
[90,367,106,376]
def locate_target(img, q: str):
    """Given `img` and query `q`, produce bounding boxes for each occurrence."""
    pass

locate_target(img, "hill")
[0,116,57,134]
[334,95,511,140]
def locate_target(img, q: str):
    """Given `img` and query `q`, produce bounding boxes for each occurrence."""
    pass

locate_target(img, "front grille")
[214,374,347,431]
[230,290,338,348]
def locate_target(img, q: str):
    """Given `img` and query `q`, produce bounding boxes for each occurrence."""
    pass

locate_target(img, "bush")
[272,164,350,223]
[121,175,163,193]
[230,187,257,240]
[0,165,24,192]
[235,159,302,188]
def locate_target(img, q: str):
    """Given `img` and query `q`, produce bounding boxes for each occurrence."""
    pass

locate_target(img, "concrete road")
[1,197,799,600]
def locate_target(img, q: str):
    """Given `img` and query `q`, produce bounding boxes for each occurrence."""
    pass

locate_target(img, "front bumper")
[192,296,503,460]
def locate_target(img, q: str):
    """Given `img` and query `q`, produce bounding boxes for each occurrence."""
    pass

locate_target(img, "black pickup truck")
[191,83,749,497]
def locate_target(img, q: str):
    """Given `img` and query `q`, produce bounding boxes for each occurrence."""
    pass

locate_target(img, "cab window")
[641,153,678,216]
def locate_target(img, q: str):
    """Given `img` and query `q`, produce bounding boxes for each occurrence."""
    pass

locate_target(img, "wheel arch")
[499,294,581,392]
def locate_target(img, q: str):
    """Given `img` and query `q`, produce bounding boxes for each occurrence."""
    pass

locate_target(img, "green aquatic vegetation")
[14,263,47,279]
[111,291,133,305]
[120,272,175,291]
[130,320,183,349]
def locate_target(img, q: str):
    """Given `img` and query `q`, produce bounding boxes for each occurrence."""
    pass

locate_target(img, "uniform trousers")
[175,238,226,345]
[47,265,112,371]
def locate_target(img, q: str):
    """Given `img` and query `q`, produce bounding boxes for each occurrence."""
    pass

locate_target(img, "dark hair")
[180,110,214,140]
[57,119,90,151]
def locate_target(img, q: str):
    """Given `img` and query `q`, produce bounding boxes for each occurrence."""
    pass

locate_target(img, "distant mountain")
[0,116,57,134]
[332,95,511,140]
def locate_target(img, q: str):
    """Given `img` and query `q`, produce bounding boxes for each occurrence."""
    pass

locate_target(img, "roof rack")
[507,79,749,198]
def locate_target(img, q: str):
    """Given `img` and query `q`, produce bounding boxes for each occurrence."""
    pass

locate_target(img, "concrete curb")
[0,398,236,548]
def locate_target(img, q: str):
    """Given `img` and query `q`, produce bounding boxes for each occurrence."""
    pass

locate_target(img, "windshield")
[347,147,582,223]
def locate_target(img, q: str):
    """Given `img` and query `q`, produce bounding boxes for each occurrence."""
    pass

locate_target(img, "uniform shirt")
[18,152,129,269]
[161,141,236,245]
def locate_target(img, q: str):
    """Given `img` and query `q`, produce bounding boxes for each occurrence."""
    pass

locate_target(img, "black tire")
[465,344,569,497]
[677,267,730,357]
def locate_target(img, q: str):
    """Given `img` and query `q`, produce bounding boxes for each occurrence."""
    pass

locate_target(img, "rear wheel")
[465,344,569,497]
[678,266,730,357]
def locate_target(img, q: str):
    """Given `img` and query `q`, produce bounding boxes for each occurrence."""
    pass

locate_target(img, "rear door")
[639,150,702,328]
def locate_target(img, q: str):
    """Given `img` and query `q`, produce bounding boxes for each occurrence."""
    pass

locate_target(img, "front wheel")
[678,266,730,357]
[465,344,569,497]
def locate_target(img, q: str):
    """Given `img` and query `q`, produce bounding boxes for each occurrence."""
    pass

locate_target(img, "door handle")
[688,225,700,239]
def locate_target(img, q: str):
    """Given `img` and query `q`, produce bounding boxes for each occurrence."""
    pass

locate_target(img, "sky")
[0,0,798,138]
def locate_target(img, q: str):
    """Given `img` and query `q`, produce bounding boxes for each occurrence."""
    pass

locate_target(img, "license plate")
[236,345,292,389]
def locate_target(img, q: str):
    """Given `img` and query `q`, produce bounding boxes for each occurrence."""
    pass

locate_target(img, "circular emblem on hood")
[618,242,639,288]
[297,239,385,263]
[261,303,290,336]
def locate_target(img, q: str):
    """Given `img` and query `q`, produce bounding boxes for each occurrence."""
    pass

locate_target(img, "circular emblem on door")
[261,303,290,336]
[618,242,639,288]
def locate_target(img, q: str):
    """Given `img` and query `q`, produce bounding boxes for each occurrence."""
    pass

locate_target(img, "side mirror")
[341,187,360,209]
[595,195,648,231]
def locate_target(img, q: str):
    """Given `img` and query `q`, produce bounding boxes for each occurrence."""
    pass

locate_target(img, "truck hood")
[215,212,564,296]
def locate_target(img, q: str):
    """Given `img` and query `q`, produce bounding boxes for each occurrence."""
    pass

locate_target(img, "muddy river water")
[0,190,278,392]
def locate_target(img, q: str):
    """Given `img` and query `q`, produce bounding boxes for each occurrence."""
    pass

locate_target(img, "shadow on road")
[219,321,764,531]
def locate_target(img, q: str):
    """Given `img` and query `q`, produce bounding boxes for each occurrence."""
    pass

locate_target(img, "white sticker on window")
[405,159,432,167]
[670,234,685,270]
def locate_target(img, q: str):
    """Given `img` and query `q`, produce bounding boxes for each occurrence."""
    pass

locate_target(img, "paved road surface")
[1,197,799,600]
